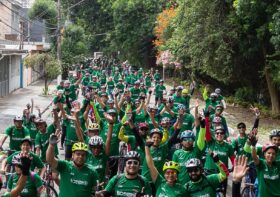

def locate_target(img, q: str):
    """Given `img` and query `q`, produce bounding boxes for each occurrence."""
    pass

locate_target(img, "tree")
[61,24,88,78]
[24,53,61,95]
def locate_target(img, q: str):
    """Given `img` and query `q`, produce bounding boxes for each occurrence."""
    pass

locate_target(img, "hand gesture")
[233,155,249,182]
[145,138,153,148]
[248,133,258,146]
[250,105,260,117]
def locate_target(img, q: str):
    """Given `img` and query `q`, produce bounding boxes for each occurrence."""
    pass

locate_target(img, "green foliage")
[28,0,57,24]
[24,53,61,80]
[61,24,88,66]
[234,87,255,102]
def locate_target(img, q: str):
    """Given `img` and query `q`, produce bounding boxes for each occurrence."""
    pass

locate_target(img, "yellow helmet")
[72,142,88,152]
[88,123,100,131]
[182,89,188,95]
[163,161,180,172]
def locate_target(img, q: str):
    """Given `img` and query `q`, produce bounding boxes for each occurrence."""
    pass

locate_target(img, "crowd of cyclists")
[0,57,279,197]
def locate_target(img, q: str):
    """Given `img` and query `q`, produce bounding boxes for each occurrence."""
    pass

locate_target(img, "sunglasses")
[140,128,148,131]
[126,160,139,166]
[238,126,245,129]
[215,132,225,135]
[187,167,200,173]
[165,170,177,175]
[182,138,194,142]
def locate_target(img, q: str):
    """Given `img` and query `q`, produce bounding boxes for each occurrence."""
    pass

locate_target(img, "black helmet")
[149,128,163,138]
[21,137,32,146]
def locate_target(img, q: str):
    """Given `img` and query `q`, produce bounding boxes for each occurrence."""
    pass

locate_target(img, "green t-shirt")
[130,87,141,100]
[7,172,43,197]
[173,96,186,108]
[256,159,280,197]
[204,99,219,115]
[155,175,186,197]
[181,113,195,131]
[65,84,78,101]
[100,123,121,156]
[155,84,166,97]
[107,81,115,90]
[142,143,169,182]
[35,124,59,162]
[144,76,152,87]
[185,175,221,197]
[7,152,44,171]
[173,147,203,185]
[231,135,248,156]
[105,174,152,196]
[116,83,125,93]
[204,140,234,170]
[5,126,30,151]
[86,150,108,182]
[63,119,79,145]
[23,122,37,143]
[56,160,98,197]
[154,73,161,82]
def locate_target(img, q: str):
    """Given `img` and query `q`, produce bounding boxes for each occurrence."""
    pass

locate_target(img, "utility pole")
[57,0,62,83]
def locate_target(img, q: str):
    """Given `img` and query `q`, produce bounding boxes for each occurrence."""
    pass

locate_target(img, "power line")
[0,1,57,29]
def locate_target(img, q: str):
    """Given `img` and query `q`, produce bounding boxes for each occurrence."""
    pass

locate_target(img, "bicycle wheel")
[43,183,58,197]
[241,186,255,197]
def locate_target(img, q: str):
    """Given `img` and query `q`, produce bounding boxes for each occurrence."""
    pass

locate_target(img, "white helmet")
[89,136,103,147]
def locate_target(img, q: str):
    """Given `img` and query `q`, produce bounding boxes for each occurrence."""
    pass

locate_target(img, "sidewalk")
[0,80,56,137]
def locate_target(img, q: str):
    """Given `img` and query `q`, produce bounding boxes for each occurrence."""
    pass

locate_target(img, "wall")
[9,55,21,92]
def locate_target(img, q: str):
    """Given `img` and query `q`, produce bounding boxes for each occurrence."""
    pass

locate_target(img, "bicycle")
[41,163,58,197]
[241,182,255,197]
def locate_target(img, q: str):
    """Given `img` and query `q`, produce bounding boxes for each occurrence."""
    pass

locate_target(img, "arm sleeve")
[232,182,241,197]
[196,127,206,151]
[161,129,169,144]
[252,117,259,130]
[205,117,212,142]
[216,161,227,182]
[5,127,11,136]
[35,134,40,148]
[34,173,43,190]
[202,87,208,101]
[118,126,129,143]
[168,129,180,148]
[132,127,144,148]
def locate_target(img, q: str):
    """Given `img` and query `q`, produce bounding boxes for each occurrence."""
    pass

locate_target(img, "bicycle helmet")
[177,104,186,111]
[182,89,188,95]
[215,104,224,110]
[107,109,117,115]
[160,79,164,83]
[88,123,100,131]
[215,88,221,95]
[125,151,140,161]
[168,97,174,103]
[180,130,195,140]
[12,154,22,166]
[139,122,148,129]
[270,129,280,139]
[262,143,278,153]
[213,116,222,124]
[161,117,170,124]
[163,161,180,173]
[149,128,163,138]
[237,122,246,129]
[72,142,88,152]
[21,137,32,146]
[215,126,225,132]
[89,136,103,147]
[210,93,218,99]
[107,99,114,104]
[186,158,202,169]
[134,81,140,85]
[176,86,184,91]
[14,116,23,121]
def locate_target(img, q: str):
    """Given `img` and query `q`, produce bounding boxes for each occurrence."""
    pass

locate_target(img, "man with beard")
[185,157,228,197]
[95,151,152,197]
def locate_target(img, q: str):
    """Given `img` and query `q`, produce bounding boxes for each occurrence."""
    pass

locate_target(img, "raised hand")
[233,155,249,182]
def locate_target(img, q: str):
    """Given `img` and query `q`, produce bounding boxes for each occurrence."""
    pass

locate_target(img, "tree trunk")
[264,67,280,114]
[44,78,48,95]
